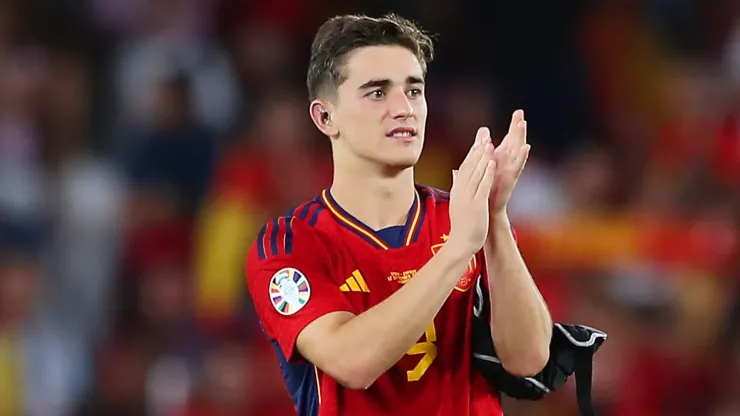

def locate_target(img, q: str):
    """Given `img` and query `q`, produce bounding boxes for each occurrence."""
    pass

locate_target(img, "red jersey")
[245,185,503,416]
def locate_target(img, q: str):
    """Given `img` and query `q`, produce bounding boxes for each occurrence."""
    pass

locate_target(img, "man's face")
[325,45,428,170]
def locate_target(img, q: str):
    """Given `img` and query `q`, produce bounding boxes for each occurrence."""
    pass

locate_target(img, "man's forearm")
[333,242,471,387]
[484,214,552,377]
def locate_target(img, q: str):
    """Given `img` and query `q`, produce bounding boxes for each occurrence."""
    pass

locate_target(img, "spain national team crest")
[431,241,477,292]
[269,267,311,315]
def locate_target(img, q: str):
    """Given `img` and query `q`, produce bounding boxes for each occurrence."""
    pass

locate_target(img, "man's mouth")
[386,127,418,139]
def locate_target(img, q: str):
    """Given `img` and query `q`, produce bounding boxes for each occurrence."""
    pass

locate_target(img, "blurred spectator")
[0,242,87,416]
[108,0,239,136]
[36,49,124,346]
[74,331,150,415]
[123,71,219,229]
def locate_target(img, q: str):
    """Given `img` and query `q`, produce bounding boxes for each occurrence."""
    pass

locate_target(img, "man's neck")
[330,166,416,231]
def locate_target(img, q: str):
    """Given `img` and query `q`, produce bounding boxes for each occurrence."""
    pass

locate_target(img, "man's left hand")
[488,109,530,216]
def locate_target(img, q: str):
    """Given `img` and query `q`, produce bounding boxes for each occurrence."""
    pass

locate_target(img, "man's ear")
[309,100,338,137]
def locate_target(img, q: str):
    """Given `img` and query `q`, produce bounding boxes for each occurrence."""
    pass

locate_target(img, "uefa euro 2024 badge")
[270,267,311,315]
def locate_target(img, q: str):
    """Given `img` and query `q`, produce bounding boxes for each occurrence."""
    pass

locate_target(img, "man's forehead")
[343,46,424,85]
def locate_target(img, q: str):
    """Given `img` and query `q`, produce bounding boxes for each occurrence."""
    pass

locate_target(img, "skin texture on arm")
[484,214,552,377]
[483,110,552,377]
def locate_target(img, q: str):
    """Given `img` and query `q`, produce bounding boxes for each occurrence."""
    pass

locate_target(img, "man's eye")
[369,90,384,99]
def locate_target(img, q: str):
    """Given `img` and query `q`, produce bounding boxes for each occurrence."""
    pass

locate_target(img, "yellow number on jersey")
[406,322,437,382]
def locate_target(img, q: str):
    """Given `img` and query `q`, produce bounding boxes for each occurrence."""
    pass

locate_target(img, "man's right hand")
[447,127,496,258]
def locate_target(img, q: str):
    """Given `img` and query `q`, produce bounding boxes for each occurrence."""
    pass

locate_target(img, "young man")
[245,13,553,416]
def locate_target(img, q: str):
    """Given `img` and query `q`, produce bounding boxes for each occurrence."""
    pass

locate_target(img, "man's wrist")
[489,211,511,233]
[438,236,477,265]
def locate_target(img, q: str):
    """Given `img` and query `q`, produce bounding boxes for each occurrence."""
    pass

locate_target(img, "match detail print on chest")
[340,233,478,295]
[429,234,478,293]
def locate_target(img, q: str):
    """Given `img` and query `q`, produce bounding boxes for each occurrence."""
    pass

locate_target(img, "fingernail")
[485,143,493,151]
[518,121,526,128]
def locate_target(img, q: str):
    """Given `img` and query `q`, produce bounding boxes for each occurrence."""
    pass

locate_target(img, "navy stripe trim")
[258,200,323,261]
[256,217,288,260]
[411,206,426,242]
[297,202,314,220]
[337,222,387,249]
[285,217,294,255]
[270,218,280,256]
[308,205,324,227]
[256,223,268,260]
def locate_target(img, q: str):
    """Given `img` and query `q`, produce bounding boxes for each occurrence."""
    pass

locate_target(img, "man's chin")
[354,150,420,173]
[380,158,419,173]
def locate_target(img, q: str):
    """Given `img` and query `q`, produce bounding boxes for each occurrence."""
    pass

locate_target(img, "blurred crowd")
[0,0,739,415]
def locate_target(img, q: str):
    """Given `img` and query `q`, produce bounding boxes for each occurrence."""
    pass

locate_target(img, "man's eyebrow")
[358,76,425,90]
[358,78,391,90]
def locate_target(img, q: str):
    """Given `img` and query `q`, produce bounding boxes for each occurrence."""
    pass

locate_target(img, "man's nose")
[388,89,414,119]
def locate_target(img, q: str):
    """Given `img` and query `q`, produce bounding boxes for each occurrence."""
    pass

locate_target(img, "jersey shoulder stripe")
[256,217,289,260]
[256,200,325,260]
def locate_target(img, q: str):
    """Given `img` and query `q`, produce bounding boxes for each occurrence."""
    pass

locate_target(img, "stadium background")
[0,0,739,415]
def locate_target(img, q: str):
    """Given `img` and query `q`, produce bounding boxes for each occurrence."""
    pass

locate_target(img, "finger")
[509,109,524,132]
[460,128,486,169]
[517,119,527,146]
[468,142,494,196]
[493,143,514,168]
[474,159,496,201]
[502,110,525,150]
[458,127,490,182]
[475,127,491,147]
[455,143,479,185]
[463,142,490,194]
[507,110,524,137]
[457,143,482,185]
[513,145,531,174]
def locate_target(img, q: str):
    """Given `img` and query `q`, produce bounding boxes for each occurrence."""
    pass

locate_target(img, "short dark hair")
[306,13,435,101]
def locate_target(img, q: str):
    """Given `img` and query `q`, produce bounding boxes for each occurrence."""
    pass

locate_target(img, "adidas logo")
[340,270,370,293]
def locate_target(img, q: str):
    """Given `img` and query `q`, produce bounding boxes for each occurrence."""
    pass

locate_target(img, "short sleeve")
[245,218,354,362]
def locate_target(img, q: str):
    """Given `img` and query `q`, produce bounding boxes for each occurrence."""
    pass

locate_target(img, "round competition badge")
[269,267,311,315]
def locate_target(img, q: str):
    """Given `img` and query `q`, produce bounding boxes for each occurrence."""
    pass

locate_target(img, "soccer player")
[245,13,553,416]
